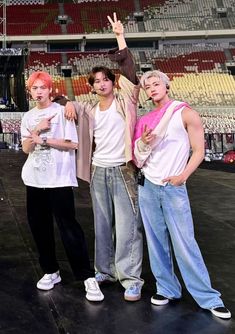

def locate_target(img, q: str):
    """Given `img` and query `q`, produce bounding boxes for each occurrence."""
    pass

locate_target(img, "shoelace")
[43,274,52,280]
[128,284,139,292]
[97,273,106,281]
[87,279,98,291]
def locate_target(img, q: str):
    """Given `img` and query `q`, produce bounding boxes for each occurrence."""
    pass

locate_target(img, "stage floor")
[0,150,234,334]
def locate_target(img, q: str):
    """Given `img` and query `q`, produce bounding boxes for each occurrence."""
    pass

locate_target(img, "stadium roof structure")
[71,0,118,2]
[0,48,26,74]
[0,47,28,112]
[6,0,44,5]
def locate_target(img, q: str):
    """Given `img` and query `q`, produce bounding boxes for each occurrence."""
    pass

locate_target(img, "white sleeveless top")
[92,100,126,167]
[143,107,190,186]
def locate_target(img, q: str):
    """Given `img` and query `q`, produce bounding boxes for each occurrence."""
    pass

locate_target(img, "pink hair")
[27,71,53,90]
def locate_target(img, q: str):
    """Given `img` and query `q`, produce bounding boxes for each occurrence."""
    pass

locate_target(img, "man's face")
[30,79,51,104]
[92,72,114,97]
[144,76,168,103]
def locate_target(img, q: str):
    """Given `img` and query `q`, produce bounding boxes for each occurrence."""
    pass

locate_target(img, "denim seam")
[90,165,96,186]
[118,166,137,277]
[118,166,137,215]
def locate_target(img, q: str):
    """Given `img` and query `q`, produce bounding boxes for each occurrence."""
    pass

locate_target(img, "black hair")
[88,66,115,86]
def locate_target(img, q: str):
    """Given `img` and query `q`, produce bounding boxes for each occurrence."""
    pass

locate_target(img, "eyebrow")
[146,78,160,85]
[32,85,47,88]
[94,75,108,81]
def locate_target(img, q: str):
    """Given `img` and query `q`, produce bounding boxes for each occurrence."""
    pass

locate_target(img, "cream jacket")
[73,48,140,183]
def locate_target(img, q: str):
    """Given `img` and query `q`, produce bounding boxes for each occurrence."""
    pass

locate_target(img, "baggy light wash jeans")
[90,165,144,289]
[139,178,224,309]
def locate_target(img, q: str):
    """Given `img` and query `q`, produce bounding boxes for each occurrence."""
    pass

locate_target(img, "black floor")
[0,150,235,334]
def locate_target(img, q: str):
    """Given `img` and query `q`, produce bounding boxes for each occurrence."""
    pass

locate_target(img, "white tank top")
[92,100,126,167]
[143,107,190,186]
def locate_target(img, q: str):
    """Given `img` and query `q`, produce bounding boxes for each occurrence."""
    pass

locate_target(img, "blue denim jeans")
[90,165,144,289]
[139,178,224,309]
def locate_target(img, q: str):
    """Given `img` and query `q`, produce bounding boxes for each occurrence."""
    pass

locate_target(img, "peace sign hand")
[141,124,156,145]
[107,12,124,36]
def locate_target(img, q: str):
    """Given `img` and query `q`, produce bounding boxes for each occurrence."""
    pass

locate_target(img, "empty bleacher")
[57,2,135,34]
[170,72,235,106]
[154,50,227,74]
[5,3,61,35]
[2,0,235,35]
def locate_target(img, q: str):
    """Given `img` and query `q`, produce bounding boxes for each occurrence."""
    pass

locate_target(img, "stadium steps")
[221,17,231,29]
[139,51,147,63]
[137,21,146,32]
[224,48,233,61]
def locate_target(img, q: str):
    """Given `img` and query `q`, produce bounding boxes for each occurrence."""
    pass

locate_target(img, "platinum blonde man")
[133,70,231,319]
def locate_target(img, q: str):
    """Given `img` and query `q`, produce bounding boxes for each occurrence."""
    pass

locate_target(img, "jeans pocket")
[166,182,185,187]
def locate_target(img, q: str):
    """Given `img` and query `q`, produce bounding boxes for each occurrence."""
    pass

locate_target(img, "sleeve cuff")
[107,47,128,62]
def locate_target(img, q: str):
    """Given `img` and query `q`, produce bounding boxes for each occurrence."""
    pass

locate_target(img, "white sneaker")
[210,307,231,319]
[84,277,104,302]
[37,271,61,291]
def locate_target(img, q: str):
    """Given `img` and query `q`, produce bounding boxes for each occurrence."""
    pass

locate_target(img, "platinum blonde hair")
[140,70,170,88]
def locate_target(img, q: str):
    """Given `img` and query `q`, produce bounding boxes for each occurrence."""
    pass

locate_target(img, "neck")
[153,96,171,109]
[98,94,114,111]
[36,100,52,109]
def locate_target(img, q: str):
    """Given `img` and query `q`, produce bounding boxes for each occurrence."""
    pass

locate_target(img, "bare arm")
[42,137,78,151]
[163,108,205,185]
[22,137,36,154]
[22,131,78,154]
[182,108,205,178]
[107,13,138,85]
[22,114,57,153]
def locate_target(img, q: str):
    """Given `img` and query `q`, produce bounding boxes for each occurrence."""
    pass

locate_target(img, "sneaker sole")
[37,277,62,291]
[86,294,104,302]
[124,294,141,302]
[210,309,232,319]
[151,297,169,306]
[96,279,116,286]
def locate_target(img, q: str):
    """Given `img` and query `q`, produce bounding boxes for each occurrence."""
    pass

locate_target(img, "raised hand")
[107,12,124,36]
[141,124,156,145]
[34,113,57,134]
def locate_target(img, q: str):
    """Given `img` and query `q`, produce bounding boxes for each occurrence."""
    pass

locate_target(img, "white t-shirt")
[92,100,126,167]
[21,102,78,188]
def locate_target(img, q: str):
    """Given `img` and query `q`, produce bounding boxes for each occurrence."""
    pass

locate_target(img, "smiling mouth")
[36,97,42,100]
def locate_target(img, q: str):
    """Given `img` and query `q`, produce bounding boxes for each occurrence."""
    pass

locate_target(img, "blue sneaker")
[124,283,141,301]
[95,272,116,285]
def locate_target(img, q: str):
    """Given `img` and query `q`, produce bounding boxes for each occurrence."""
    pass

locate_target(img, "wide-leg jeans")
[26,186,94,280]
[90,165,144,289]
[139,178,224,309]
